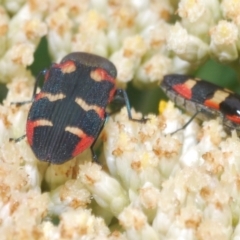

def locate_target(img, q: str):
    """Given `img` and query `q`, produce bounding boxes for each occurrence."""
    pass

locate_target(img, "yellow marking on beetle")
[90,69,103,82]
[36,92,66,102]
[75,97,104,118]
[90,68,115,83]
[65,126,86,138]
[204,90,230,110]
[209,90,230,104]
[184,79,198,89]
[35,119,53,127]
[60,61,76,73]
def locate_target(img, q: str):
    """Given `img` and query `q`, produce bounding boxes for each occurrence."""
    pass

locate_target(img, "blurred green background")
[0,37,238,115]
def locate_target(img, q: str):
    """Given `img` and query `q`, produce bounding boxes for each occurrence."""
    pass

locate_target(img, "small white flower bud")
[210,20,239,62]
[167,23,209,65]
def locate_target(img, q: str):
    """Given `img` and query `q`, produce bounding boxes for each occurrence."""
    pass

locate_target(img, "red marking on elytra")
[94,68,115,84]
[26,121,36,146]
[72,135,95,157]
[204,99,220,110]
[26,120,53,146]
[54,60,76,74]
[35,92,44,101]
[173,84,192,99]
[44,70,50,82]
[97,108,105,119]
[108,87,117,103]
[226,114,240,124]
[75,97,105,119]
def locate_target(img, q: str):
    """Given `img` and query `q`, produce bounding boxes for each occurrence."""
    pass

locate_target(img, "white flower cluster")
[0,0,173,87]
[168,0,240,72]
[1,0,240,239]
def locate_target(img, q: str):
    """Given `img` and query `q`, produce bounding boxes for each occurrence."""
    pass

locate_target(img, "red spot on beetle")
[44,70,50,81]
[65,126,95,156]
[108,87,116,103]
[72,136,95,157]
[26,120,53,145]
[54,60,77,74]
[35,92,44,101]
[90,68,115,84]
[204,99,220,110]
[173,84,192,99]
[226,114,240,124]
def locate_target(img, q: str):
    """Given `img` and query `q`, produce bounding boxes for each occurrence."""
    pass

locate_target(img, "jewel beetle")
[160,74,240,134]
[12,52,142,164]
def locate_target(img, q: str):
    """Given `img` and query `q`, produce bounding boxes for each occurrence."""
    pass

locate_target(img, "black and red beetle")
[160,74,240,134]
[12,52,142,164]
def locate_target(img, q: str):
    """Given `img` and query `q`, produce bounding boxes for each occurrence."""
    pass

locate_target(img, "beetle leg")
[115,89,147,122]
[11,69,48,106]
[9,134,26,142]
[170,111,200,135]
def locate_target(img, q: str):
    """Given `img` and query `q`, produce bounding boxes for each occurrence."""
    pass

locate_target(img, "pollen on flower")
[23,19,47,40]
[210,20,238,45]
[46,7,72,36]
[78,162,129,217]
[197,219,231,239]
[110,51,136,83]
[44,158,81,189]
[50,179,91,211]
[119,206,147,230]
[139,183,161,210]
[78,162,102,185]
[6,76,34,102]
[202,151,224,175]
[209,20,238,62]
[178,0,205,22]
[59,209,110,239]
[221,0,240,24]
[119,206,159,238]
[136,54,172,83]
[80,10,107,32]
[158,100,167,114]
[123,35,147,58]
[167,23,189,54]
[0,6,9,36]
[110,7,137,29]
[8,43,34,66]
[201,119,227,145]
[167,22,209,63]
[178,206,202,229]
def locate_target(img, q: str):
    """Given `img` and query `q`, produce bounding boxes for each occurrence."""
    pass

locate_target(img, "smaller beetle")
[12,52,142,164]
[160,74,240,134]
